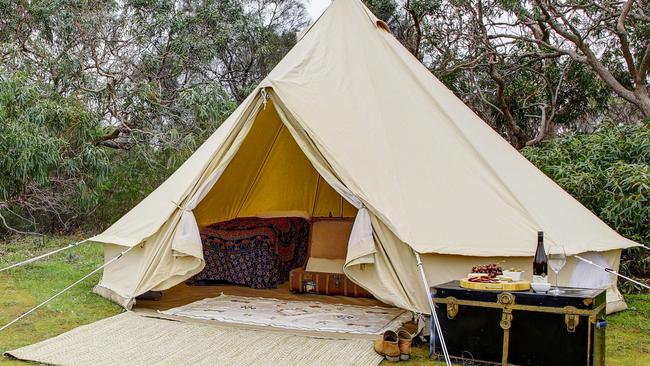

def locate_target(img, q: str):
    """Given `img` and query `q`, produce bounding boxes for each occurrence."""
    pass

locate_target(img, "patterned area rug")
[160,294,411,335]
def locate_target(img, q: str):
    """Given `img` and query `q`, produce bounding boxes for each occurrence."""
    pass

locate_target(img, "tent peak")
[296,0,389,42]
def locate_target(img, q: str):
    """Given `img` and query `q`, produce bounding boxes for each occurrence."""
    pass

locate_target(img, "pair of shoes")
[373,329,413,362]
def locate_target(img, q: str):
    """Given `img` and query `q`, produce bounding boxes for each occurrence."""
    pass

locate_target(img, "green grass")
[0,235,648,365]
[0,235,123,365]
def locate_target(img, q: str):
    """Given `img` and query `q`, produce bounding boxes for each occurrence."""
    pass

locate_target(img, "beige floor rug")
[6,312,384,366]
[160,294,411,335]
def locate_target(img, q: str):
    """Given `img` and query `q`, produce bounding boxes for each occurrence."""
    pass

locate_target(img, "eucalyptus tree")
[0,0,307,234]
[496,0,650,118]
[363,0,640,148]
[0,73,110,233]
[0,0,307,150]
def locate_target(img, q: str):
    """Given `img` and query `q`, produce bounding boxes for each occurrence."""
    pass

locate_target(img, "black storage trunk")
[430,281,607,366]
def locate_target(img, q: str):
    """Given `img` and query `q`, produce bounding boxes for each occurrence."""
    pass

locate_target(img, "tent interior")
[134,100,385,313]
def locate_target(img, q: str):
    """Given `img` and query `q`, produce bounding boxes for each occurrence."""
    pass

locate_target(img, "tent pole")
[414,250,451,366]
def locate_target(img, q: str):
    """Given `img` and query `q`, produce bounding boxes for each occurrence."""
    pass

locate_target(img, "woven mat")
[160,294,411,335]
[5,312,383,366]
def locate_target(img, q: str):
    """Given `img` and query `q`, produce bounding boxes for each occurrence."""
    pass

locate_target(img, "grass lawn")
[1,235,648,365]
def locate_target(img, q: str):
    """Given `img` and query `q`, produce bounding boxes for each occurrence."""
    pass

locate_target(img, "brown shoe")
[373,330,400,362]
[397,328,413,361]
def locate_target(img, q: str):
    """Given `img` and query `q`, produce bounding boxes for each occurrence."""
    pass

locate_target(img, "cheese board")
[459,278,531,291]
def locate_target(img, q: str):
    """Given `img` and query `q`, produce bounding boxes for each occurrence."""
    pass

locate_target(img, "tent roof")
[92,0,638,256]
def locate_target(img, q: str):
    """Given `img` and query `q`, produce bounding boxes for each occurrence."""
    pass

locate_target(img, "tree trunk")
[634,88,650,118]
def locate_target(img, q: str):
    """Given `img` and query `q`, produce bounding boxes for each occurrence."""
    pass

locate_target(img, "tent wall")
[93,91,628,315]
[344,215,430,313]
[95,208,205,309]
[194,102,356,226]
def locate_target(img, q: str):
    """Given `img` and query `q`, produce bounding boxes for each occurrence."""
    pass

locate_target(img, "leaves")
[0,73,109,232]
[0,0,305,234]
[523,121,650,291]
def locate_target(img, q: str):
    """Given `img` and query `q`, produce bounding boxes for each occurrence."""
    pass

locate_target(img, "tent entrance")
[165,99,372,307]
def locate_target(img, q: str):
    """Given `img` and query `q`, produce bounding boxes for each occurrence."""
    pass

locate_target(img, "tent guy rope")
[0,238,90,273]
[0,245,135,334]
[574,254,650,291]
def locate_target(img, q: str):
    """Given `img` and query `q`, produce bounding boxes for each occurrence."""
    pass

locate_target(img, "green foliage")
[0,235,123,360]
[363,0,398,23]
[90,84,235,229]
[0,73,109,232]
[523,121,650,292]
[0,0,301,234]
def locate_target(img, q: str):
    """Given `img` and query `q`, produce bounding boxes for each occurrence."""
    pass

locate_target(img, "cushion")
[308,218,354,260]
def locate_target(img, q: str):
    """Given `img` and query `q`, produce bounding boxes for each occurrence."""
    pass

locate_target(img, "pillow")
[255,210,311,220]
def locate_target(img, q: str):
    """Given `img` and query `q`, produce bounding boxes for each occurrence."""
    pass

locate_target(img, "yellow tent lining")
[234,121,284,218]
[193,101,356,226]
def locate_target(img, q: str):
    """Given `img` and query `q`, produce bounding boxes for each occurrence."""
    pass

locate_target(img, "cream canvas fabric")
[92,0,639,313]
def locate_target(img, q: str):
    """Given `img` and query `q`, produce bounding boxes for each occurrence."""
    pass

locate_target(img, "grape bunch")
[471,263,503,278]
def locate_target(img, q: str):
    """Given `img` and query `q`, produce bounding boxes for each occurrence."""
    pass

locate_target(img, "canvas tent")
[91,0,639,313]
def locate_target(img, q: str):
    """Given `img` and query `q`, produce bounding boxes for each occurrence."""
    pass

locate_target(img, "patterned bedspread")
[188,217,309,289]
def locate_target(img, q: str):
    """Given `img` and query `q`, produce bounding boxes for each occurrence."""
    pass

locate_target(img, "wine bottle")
[533,231,548,277]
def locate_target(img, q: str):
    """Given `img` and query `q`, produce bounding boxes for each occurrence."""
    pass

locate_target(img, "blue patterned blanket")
[188,217,309,289]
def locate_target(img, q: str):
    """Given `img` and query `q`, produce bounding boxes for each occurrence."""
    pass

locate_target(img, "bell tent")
[91,0,639,313]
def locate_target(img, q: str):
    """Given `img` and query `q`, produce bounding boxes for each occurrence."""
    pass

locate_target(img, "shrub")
[0,73,110,234]
[522,121,650,293]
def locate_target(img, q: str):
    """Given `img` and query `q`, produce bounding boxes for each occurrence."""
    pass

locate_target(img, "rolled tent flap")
[168,166,230,259]
[170,211,203,259]
[346,208,376,265]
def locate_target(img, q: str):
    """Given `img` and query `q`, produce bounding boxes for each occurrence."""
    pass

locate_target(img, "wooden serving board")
[460,278,531,291]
